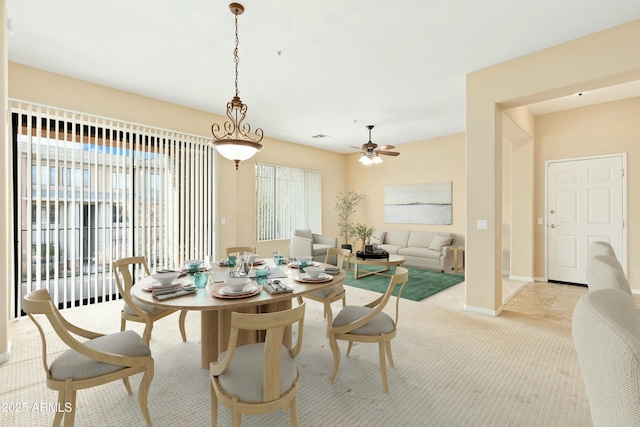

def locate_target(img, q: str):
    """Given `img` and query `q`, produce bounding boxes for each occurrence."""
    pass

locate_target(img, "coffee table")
[349,254,406,280]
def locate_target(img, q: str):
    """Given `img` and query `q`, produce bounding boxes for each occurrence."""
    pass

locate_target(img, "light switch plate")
[477,219,488,230]
[537,217,543,225]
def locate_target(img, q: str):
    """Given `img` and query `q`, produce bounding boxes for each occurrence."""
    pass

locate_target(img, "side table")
[453,247,465,274]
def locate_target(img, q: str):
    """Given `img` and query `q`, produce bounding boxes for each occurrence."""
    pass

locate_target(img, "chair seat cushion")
[50,330,150,380]
[123,301,167,316]
[332,306,395,335]
[216,342,297,403]
[309,284,345,299]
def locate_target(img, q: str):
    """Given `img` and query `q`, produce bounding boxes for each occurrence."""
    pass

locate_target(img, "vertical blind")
[10,101,217,317]
[256,162,321,241]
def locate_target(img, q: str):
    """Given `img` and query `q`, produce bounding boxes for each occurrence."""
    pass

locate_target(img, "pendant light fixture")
[211,3,264,170]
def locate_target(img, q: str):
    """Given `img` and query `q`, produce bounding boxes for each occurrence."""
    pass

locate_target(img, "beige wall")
[345,133,466,244]
[467,18,640,314]
[534,97,640,287]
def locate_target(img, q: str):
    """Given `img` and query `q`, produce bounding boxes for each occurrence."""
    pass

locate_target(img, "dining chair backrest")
[210,303,306,426]
[113,256,187,344]
[23,289,102,375]
[324,247,351,269]
[113,256,151,295]
[226,246,256,256]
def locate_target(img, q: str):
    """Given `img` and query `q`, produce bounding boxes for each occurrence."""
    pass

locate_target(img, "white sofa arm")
[313,234,338,247]
[290,234,313,258]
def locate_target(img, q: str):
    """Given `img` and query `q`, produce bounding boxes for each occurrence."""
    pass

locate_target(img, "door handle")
[550,224,556,228]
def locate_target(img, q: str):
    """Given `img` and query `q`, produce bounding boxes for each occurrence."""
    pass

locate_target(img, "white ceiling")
[6,1,640,153]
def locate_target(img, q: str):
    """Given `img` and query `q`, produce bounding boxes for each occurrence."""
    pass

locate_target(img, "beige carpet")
[1,280,592,426]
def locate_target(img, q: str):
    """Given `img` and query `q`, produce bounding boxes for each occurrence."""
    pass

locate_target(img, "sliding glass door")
[10,101,217,317]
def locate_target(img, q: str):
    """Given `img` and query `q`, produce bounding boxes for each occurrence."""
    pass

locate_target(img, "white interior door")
[546,155,625,284]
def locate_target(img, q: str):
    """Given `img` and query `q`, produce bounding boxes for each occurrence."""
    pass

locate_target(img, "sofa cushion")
[371,230,386,245]
[398,247,441,260]
[294,229,313,240]
[407,231,434,248]
[377,244,401,255]
[383,229,410,246]
[429,234,452,250]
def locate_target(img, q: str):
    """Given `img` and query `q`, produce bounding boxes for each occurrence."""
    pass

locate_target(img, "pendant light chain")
[234,12,240,99]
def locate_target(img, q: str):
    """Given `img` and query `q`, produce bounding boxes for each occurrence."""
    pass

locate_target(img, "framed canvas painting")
[384,182,452,225]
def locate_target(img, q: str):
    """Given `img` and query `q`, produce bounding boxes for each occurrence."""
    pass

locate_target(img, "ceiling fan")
[351,125,400,164]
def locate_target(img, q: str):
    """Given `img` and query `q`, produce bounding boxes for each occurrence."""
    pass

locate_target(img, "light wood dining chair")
[297,247,350,335]
[210,303,306,427]
[226,246,256,256]
[23,289,154,427]
[113,256,187,345]
[328,266,409,393]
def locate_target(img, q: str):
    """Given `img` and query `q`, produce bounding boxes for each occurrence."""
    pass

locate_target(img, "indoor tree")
[335,191,363,249]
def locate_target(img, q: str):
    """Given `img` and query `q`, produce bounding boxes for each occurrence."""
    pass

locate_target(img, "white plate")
[148,279,181,289]
[220,284,257,295]
[298,273,332,281]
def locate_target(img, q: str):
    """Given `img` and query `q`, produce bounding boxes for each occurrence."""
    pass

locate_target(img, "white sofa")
[290,229,337,262]
[371,229,456,272]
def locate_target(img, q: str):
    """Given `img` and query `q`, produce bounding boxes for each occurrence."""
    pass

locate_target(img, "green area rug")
[343,265,465,302]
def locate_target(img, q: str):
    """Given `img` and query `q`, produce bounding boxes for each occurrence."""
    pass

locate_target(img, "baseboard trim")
[509,275,534,282]
[533,276,547,283]
[0,341,12,364]
[464,304,503,317]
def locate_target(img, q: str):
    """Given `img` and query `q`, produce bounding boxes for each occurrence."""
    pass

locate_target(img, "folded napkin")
[323,267,340,275]
[264,280,293,294]
[153,285,196,300]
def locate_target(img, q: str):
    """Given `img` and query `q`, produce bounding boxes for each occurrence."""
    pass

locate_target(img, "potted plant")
[353,223,375,251]
[335,191,363,252]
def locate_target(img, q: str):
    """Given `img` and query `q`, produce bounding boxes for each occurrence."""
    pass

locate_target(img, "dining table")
[131,258,346,369]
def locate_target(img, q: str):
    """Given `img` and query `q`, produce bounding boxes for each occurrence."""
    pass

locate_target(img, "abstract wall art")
[384,182,452,225]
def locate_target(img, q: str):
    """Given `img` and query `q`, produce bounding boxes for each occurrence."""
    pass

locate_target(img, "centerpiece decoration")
[354,223,375,251]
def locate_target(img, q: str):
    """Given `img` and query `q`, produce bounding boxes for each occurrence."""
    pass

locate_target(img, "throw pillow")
[429,234,452,250]
[371,231,386,245]
[294,229,313,240]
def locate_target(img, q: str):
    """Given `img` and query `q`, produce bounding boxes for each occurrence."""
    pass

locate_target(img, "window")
[11,101,217,317]
[256,163,321,241]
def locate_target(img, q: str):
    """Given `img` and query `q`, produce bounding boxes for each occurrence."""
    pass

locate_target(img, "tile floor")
[503,280,640,324]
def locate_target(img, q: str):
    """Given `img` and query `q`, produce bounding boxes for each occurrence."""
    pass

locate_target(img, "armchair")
[290,229,337,262]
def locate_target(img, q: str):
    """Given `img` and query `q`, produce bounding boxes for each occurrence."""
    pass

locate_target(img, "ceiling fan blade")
[350,145,364,150]
[376,150,400,156]
[376,145,395,150]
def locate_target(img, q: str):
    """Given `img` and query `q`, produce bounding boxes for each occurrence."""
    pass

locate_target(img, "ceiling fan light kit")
[211,3,264,170]
[353,125,400,165]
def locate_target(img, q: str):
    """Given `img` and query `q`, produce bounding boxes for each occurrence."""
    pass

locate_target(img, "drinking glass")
[255,268,269,286]
[274,253,283,266]
[187,260,201,273]
[298,259,308,273]
[194,271,209,289]
[226,255,237,268]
